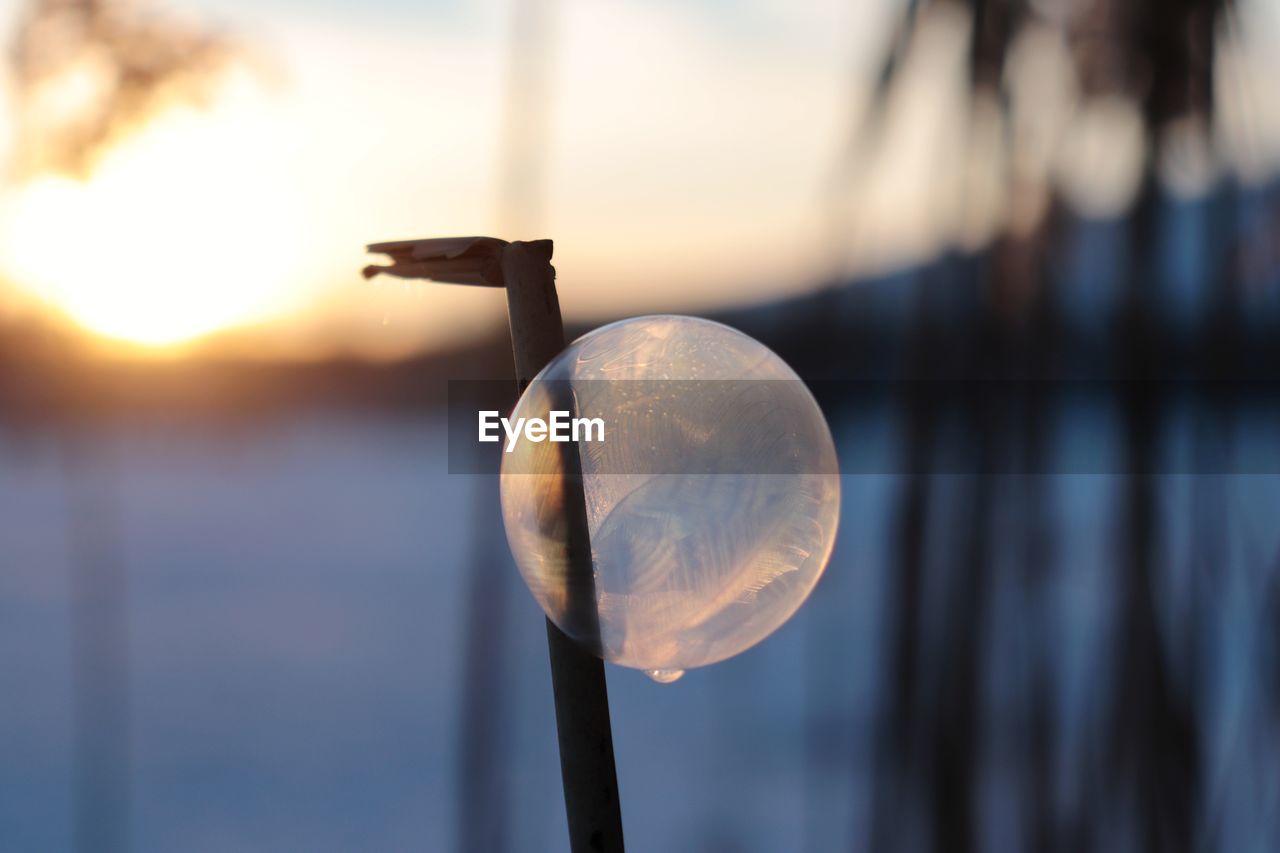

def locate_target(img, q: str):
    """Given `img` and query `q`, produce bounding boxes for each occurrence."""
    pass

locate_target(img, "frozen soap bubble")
[500,315,840,682]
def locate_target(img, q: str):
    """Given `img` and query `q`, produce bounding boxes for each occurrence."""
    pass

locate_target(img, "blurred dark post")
[59,423,131,853]
[364,237,624,853]
[453,1,562,844]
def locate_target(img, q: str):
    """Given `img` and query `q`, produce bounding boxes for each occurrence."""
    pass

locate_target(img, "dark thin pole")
[455,478,511,853]
[363,236,624,852]
[499,240,624,853]
[61,426,131,853]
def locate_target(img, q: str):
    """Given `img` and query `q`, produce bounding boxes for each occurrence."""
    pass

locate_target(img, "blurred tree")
[829,1,1262,851]
[9,0,236,178]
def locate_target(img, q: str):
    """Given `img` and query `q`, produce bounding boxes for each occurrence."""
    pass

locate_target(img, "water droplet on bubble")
[501,315,840,679]
[645,668,685,684]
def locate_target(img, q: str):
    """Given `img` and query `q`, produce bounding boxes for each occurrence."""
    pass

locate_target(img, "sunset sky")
[1,0,1278,357]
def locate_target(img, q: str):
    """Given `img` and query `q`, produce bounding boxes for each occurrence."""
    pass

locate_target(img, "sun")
[1,80,310,348]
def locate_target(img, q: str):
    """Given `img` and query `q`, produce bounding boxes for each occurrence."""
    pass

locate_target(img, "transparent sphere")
[500,315,840,682]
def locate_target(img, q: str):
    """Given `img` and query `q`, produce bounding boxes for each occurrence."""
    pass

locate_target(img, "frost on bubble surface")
[500,315,840,679]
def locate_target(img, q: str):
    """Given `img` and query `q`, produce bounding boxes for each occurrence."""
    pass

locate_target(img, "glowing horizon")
[2,0,1279,357]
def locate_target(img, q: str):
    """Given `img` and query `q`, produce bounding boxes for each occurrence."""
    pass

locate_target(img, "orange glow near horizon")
[1,77,312,348]
[3,1,1274,359]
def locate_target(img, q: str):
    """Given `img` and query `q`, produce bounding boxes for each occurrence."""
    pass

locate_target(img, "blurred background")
[3,0,1280,850]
